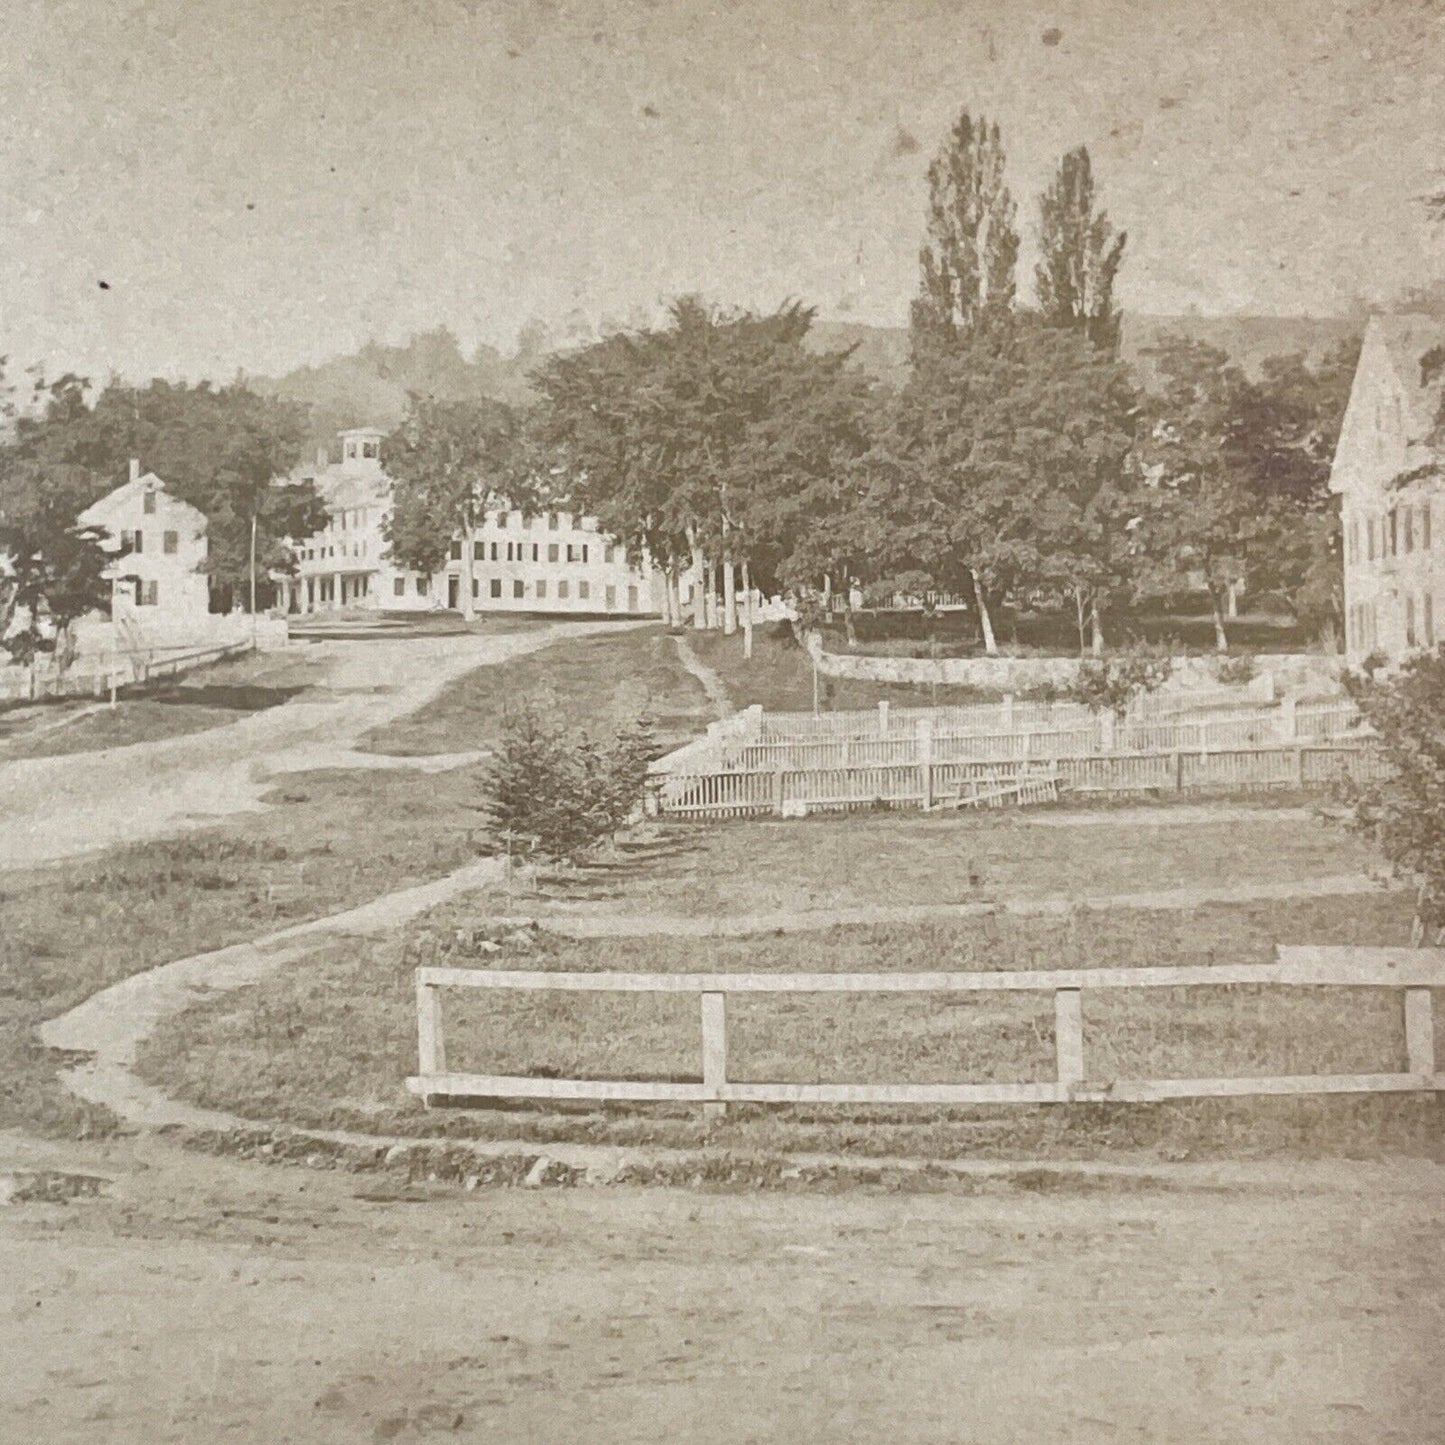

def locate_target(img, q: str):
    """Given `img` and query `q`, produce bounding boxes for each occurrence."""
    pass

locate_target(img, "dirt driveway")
[0,620,630,869]
[1,1134,1440,1444]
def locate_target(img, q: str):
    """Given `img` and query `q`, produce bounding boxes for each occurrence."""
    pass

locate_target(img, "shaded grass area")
[821,605,1315,658]
[0,761,490,1137]
[458,810,1382,920]
[361,625,713,757]
[0,645,330,761]
[689,623,1008,712]
[134,892,1443,1161]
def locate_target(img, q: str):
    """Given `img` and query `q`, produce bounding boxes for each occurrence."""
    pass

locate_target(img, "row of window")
[301,541,367,561]
[330,508,371,533]
[1347,593,1439,654]
[1347,500,1437,566]
[448,539,620,565]
[441,575,642,607]
[119,528,180,556]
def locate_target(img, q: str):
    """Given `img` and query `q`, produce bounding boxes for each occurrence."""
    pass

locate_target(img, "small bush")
[1213,654,1258,687]
[1068,642,1175,718]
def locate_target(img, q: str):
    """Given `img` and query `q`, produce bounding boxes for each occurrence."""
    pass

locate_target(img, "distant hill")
[258,313,1365,449]
[250,327,535,455]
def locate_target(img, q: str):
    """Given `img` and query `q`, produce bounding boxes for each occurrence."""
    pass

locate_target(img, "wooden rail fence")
[408,948,1444,1116]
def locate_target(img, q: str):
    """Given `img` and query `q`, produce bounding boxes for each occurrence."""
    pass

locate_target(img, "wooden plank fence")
[0,638,254,705]
[408,947,1445,1113]
[652,742,1387,818]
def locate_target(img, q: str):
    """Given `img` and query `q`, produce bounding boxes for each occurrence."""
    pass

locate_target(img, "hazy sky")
[3,0,1443,383]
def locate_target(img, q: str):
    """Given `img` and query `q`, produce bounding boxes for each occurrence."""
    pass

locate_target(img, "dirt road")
[0,621,627,869]
[0,1133,1439,1444]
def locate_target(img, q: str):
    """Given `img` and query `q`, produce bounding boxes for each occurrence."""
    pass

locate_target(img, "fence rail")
[0,639,253,705]
[653,743,1386,818]
[408,947,1444,1114]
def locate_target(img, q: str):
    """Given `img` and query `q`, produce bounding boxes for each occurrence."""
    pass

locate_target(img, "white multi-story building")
[1331,315,1445,663]
[442,506,659,615]
[279,427,435,613]
[280,425,662,617]
[77,461,211,625]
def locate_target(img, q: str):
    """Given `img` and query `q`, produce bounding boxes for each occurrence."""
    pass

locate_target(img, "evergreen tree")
[1035,146,1127,352]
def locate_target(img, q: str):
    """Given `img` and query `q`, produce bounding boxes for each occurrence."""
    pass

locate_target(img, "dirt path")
[673,631,733,717]
[40,858,504,1131]
[0,1129,1439,1444]
[518,871,1391,938]
[0,621,624,869]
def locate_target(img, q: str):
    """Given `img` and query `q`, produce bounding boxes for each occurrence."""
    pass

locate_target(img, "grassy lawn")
[0,760,491,1136]
[134,890,1442,1161]
[362,625,713,756]
[0,645,329,762]
[451,809,1382,921]
[3,625,705,1134]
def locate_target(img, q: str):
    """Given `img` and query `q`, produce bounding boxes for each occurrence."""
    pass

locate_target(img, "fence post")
[1294,746,1306,787]
[916,718,934,809]
[1002,693,1015,731]
[1405,989,1435,1077]
[1173,749,1185,794]
[878,699,889,737]
[701,991,727,1122]
[1099,711,1116,751]
[772,767,785,816]
[415,974,446,1101]
[1277,694,1297,742]
[1054,988,1084,1095]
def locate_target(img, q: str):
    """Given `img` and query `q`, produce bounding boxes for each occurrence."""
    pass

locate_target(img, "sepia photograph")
[1,0,1442,1439]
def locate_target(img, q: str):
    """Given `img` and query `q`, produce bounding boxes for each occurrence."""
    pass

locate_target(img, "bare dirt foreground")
[0,1133,1440,1444]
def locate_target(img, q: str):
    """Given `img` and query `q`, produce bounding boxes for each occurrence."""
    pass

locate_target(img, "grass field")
[448,809,1382,920]
[361,626,713,756]
[134,888,1441,1161]
[4,624,708,1134]
[0,645,330,761]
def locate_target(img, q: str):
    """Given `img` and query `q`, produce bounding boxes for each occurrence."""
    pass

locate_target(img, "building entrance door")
[448,576,459,610]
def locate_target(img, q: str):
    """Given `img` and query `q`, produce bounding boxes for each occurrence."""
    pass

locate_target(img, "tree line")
[3,106,1357,663]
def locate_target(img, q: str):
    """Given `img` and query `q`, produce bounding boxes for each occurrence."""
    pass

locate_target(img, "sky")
[2,0,1443,384]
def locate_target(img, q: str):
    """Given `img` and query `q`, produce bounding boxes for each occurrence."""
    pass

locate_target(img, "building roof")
[76,473,208,530]
[1367,313,1445,451]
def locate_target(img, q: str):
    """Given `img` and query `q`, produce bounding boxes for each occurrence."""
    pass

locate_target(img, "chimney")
[129,459,140,485]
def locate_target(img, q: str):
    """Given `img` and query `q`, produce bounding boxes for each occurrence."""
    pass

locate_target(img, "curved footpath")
[0,620,629,869]
[41,860,1394,1137]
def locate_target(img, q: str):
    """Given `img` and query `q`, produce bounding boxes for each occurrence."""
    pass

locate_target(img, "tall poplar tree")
[1035,145,1128,352]
[910,111,1019,356]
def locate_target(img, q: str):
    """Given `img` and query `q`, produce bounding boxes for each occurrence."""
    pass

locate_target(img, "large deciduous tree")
[531,298,873,648]
[910,110,1019,357]
[1035,145,1127,353]
[0,370,113,663]
[853,317,1140,655]
[383,395,532,620]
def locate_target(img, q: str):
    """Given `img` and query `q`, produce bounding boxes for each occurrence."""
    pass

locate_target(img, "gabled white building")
[1331,315,1445,662]
[77,461,211,623]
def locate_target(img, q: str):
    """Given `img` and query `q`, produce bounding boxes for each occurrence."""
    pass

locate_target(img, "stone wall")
[806,633,1345,697]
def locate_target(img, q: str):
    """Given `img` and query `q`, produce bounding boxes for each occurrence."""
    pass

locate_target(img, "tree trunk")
[1227,579,1240,620]
[249,511,259,643]
[741,559,754,659]
[971,570,998,656]
[1073,588,1087,657]
[668,569,683,629]
[689,540,707,630]
[460,514,476,621]
[1211,590,1230,653]
[722,554,737,636]
[1090,597,1104,657]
